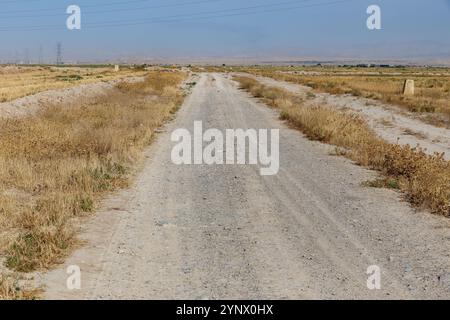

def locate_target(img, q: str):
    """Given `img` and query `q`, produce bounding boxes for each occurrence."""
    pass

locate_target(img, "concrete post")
[403,79,415,96]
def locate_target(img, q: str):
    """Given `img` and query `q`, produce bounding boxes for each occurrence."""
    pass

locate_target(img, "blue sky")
[0,0,449,63]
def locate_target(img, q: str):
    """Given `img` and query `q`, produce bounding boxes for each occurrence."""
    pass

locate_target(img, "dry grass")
[0,71,186,276]
[0,65,147,103]
[235,76,450,217]
[0,273,41,300]
[242,67,450,125]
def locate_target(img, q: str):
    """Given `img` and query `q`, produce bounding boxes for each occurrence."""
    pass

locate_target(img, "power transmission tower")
[56,42,62,65]
[38,45,43,65]
[24,48,30,64]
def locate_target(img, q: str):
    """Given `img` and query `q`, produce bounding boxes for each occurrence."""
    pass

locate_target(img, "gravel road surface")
[40,73,450,299]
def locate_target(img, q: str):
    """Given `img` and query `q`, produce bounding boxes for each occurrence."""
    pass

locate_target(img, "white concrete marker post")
[403,79,415,96]
[114,65,120,72]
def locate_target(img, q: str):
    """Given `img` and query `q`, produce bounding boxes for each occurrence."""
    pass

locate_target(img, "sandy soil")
[0,77,144,119]
[246,74,450,160]
[37,73,450,299]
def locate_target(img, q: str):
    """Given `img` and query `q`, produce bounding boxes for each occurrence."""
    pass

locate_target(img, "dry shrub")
[235,76,450,216]
[0,71,186,272]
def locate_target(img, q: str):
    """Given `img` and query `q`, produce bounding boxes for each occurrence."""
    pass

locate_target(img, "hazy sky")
[0,0,449,63]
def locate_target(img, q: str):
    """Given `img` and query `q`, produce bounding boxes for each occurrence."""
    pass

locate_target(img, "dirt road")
[40,73,450,299]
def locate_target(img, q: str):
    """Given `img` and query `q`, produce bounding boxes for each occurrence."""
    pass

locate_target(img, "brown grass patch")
[0,65,147,103]
[0,273,42,300]
[242,67,450,126]
[0,71,186,275]
[235,76,450,217]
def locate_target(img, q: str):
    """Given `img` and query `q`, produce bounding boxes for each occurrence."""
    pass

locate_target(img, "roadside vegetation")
[235,76,450,217]
[0,65,148,103]
[0,273,41,299]
[240,66,450,126]
[0,70,186,289]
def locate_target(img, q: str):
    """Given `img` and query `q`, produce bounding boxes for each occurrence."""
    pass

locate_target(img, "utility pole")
[56,42,62,65]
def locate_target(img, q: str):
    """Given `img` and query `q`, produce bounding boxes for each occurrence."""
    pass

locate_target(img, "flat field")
[239,66,450,125]
[0,65,148,103]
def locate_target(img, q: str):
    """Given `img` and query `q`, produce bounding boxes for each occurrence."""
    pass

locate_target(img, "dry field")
[234,76,450,218]
[0,70,186,298]
[0,65,148,103]
[240,66,450,126]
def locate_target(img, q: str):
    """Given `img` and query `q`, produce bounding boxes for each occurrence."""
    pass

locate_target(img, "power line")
[0,0,41,4]
[92,0,357,29]
[0,0,354,31]
[95,0,315,22]
[0,0,353,31]
[0,0,317,27]
[87,0,325,27]
[0,0,217,15]
[0,0,228,19]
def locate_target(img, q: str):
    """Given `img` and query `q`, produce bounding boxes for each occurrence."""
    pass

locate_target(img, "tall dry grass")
[0,71,186,277]
[235,76,450,217]
[243,68,450,125]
